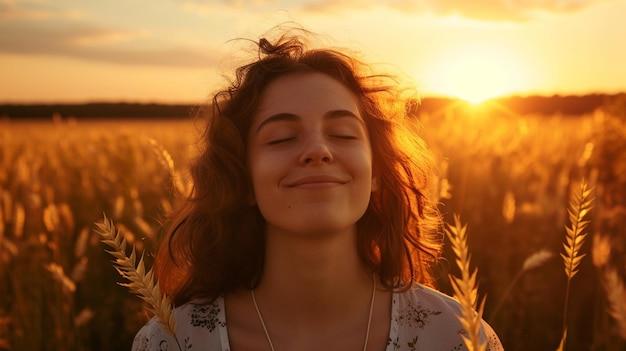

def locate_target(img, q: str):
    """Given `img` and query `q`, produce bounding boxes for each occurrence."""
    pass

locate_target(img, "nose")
[299,134,333,165]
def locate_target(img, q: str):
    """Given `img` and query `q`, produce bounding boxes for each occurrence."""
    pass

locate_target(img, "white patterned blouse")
[132,284,504,351]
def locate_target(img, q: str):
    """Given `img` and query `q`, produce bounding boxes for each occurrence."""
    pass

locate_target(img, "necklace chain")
[251,275,377,351]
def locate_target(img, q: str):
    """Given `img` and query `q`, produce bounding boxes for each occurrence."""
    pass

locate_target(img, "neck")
[256,225,372,317]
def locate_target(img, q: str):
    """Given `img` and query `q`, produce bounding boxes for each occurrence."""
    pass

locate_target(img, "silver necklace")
[251,275,377,351]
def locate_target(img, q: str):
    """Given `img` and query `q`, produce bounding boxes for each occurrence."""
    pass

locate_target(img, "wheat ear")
[46,263,77,293]
[147,138,188,196]
[489,249,554,321]
[559,180,594,349]
[446,215,487,351]
[148,138,175,175]
[94,214,179,342]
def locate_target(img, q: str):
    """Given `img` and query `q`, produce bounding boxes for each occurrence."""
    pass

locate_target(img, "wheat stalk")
[43,204,60,233]
[559,180,594,349]
[561,181,594,280]
[522,249,554,272]
[1,190,12,225]
[489,249,554,321]
[445,215,487,351]
[591,233,611,268]
[0,200,5,238]
[73,308,95,328]
[94,214,179,345]
[0,315,10,350]
[74,227,90,259]
[147,137,186,196]
[113,195,125,220]
[70,257,88,283]
[58,202,75,234]
[603,267,626,339]
[46,263,76,293]
[148,138,175,175]
[13,203,24,238]
[556,328,567,351]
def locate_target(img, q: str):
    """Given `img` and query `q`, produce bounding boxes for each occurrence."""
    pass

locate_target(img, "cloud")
[178,0,603,21]
[65,27,151,47]
[302,0,381,13]
[181,1,230,15]
[300,0,611,21]
[0,0,84,21]
[423,0,529,21]
[429,0,603,19]
[0,25,217,67]
[181,0,283,13]
[0,1,218,67]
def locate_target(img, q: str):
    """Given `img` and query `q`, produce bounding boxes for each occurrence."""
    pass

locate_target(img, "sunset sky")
[1,0,625,104]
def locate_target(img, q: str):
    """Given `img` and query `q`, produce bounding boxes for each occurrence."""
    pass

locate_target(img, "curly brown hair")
[156,29,443,306]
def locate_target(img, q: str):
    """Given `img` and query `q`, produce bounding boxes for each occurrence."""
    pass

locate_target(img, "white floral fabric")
[132,284,504,351]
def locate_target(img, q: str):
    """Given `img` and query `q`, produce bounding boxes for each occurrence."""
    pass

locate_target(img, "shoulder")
[391,284,504,351]
[393,284,463,333]
[395,284,468,322]
[398,284,461,307]
[131,298,228,351]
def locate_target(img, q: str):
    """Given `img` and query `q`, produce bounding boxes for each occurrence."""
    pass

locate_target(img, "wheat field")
[1,98,625,351]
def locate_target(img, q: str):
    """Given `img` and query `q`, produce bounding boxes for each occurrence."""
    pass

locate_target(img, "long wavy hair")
[156,29,443,306]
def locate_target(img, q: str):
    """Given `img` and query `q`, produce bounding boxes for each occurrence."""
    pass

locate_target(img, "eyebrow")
[255,109,363,133]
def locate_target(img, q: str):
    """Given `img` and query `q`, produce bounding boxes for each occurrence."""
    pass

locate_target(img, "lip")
[286,175,348,188]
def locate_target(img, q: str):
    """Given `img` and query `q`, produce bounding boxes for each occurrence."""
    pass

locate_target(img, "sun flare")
[444,55,508,104]
[426,43,526,104]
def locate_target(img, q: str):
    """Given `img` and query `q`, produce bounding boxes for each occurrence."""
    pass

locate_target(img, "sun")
[426,43,526,104]
[443,55,509,104]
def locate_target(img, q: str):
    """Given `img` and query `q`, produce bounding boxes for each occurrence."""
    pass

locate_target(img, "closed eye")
[329,134,358,140]
[267,137,295,145]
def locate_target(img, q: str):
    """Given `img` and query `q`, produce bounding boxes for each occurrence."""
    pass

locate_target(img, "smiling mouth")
[286,175,347,188]
[290,181,343,189]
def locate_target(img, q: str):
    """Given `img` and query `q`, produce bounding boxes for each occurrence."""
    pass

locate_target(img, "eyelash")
[267,134,357,145]
[330,135,357,140]
[267,137,295,145]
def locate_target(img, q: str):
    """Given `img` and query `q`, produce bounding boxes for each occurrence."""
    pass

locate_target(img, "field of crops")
[1,98,625,351]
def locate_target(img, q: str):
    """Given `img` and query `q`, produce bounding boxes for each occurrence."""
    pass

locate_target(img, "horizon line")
[1,91,624,106]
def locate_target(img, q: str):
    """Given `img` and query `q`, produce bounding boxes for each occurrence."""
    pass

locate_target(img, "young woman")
[132,29,504,351]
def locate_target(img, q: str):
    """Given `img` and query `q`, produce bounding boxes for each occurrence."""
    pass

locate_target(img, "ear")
[371,176,379,192]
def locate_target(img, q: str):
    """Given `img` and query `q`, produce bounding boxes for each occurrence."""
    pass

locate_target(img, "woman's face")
[247,72,375,236]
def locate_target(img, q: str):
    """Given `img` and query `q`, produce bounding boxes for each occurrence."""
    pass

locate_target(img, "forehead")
[254,73,361,119]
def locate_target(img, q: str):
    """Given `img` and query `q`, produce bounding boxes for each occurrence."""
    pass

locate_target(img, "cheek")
[248,151,283,196]
[248,160,284,224]
[248,159,266,192]
[355,146,374,177]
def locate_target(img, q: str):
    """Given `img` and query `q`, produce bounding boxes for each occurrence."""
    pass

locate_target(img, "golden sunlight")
[426,43,527,104]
